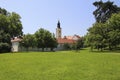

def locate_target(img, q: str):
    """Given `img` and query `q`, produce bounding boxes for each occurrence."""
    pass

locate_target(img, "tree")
[93,1,120,23]
[35,28,46,51]
[35,28,58,51]
[86,12,120,51]
[63,43,71,50]
[20,34,36,51]
[107,13,120,50]
[45,33,58,51]
[0,14,11,53]
[0,7,8,15]
[8,12,23,38]
[86,1,120,51]
[86,23,108,51]
[75,37,84,50]
[0,7,23,53]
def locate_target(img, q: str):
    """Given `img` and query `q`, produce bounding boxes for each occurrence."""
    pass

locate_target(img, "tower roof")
[57,20,61,28]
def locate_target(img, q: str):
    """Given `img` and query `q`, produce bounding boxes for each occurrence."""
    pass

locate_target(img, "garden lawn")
[0,49,120,80]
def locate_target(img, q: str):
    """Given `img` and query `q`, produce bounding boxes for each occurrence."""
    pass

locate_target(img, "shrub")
[0,43,11,53]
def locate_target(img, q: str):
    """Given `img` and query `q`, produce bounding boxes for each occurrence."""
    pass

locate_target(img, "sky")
[0,0,120,37]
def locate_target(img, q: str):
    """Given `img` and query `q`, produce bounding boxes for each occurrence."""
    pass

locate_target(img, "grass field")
[0,49,120,80]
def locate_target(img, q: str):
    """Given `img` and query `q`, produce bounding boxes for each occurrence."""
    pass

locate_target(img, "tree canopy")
[35,28,57,51]
[86,12,120,51]
[0,7,23,53]
[21,28,58,51]
[85,1,120,51]
[93,1,120,23]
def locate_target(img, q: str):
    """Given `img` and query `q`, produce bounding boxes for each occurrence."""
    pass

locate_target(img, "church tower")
[56,21,62,38]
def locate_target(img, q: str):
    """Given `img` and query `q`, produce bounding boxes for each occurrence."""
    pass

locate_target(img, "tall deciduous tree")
[107,13,120,50]
[93,1,120,23]
[35,28,57,51]
[20,34,36,51]
[0,7,23,53]
[87,23,107,51]
[35,28,46,51]
[0,7,8,15]
[8,12,23,37]
[0,14,11,53]
[86,12,120,51]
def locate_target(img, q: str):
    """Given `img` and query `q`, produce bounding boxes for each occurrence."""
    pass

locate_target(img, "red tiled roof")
[64,35,80,40]
[66,36,73,40]
[57,38,76,44]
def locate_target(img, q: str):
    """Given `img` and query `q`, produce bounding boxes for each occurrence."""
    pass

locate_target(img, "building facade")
[56,21,80,50]
[11,37,22,52]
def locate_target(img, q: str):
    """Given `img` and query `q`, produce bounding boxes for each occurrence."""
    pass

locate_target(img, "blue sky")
[0,0,120,37]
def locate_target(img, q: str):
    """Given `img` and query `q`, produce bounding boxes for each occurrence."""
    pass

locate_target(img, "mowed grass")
[0,49,120,80]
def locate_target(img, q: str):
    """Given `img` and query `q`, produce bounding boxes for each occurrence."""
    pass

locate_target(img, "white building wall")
[12,42,19,52]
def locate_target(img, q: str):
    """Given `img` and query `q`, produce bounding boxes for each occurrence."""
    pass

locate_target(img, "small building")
[11,37,22,52]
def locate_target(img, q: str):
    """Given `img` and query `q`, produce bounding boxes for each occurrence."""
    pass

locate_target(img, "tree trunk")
[42,48,44,52]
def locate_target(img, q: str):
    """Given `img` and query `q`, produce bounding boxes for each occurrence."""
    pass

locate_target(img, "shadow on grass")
[90,50,120,53]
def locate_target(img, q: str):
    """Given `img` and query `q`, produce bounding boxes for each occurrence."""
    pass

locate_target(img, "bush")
[63,43,71,50]
[0,43,11,53]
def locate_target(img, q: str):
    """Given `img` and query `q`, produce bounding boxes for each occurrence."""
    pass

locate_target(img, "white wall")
[12,42,19,52]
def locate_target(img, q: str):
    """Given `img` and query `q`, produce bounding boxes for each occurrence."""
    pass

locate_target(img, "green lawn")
[0,49,120,80]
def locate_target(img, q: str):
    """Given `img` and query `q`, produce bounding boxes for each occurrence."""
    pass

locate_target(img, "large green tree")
[20,34,36,51]
[35,28,57,51]
[86,12,120,51]
[107,13,120,50]
[0,7,8,15]
[0,14,11,52]
[0,7,23,53]
[93,0,120,23]
[8,12,23,37]
[87,23,108,51]
[85,1,120,51]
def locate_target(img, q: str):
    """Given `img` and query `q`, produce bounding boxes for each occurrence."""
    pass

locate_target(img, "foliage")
[93,1,120,23]
[8,12,23,37]
[20,28,57,51]
[75,38,84,50]
[20,34,36,50]
[0,43,11,53]
[0,50,120,80]
[86,12,120,51]
[63,43,71,50]
[107,13,120,50]
[0,7,8,15]
[34,28,45,51]
[0,7,23,53]
[86,1,120,51]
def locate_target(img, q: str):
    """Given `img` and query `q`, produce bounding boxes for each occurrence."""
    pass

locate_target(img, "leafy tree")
[63,43,71,50]
[45,33,57,51]
[93,1,120,23]
[0,7,23,53]
[0,14,11,53]
[8,12,23,37]
[86,1,120,51]
[107,13,120,50]
[75,37,84,50]
[0,7,8,15]
[86,23,108,51]
[86,12,120,51]
[35,28,46,51]
[35,28,57,51]
[20,34,36,51]
[0,43,11,53]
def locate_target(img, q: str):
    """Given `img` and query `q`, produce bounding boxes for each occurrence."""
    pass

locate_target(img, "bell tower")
[56,21,62,38]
